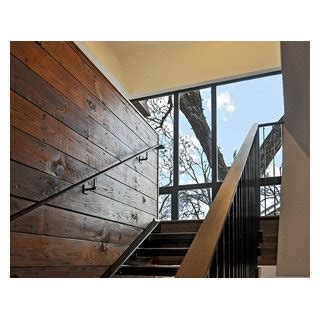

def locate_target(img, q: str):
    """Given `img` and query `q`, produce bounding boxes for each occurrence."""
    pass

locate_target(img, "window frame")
[131,70,282,220]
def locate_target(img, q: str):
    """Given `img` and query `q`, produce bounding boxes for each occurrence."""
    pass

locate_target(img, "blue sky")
[151,74,284,186]
[216,74,284,166]
[178,74,284,184]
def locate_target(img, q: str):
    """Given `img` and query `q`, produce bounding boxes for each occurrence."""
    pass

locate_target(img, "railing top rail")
[258,119,284,127]
[176,124,259,278]
[10,143,162,222]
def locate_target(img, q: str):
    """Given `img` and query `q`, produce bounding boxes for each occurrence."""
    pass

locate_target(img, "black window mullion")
[171,92,179,220]
[211,84,218,201]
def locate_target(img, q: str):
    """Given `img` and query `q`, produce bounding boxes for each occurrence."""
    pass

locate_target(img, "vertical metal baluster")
[263,126,267,216]
[225,214,230,278]
[234,189,238,277]
[256,135,259,276]
[209,251,218,278]
[240,176,244,277]
[230,203,234,278]
[217,231,224,278]
[272,125,276,216]
[249,149,252,277]
[243,164,249,278]
[253,132,261,277]
[238,184,241,277]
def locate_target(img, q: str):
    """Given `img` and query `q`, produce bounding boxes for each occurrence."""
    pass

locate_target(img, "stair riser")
[118,266,179,277]
[159,221,203,233]
[135,248,188,256]
[141,240,194,248]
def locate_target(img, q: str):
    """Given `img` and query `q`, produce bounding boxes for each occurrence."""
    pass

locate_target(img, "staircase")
[258,216,279,266]
[109,220,203,278]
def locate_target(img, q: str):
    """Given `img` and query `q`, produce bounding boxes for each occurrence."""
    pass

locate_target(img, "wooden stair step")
[149,232,197,240]
[135,247,189,257]
[117,265,180,276]
[159,220,203,233]
[143,232,196,248]
[149,256,184,265]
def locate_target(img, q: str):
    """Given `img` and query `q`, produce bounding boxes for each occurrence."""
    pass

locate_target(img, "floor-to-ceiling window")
[133,72,284,220]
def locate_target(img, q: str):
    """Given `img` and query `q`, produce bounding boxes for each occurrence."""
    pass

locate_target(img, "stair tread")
[160,220,204,223]
[137,247,189,250]
[135,247,188,256]
[117,264,180,276]
[149,232,196,238]
[122,264,180,268]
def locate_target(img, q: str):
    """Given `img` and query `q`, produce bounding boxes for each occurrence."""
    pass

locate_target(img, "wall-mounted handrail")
[10,144,163,222]
[176,124,259,278]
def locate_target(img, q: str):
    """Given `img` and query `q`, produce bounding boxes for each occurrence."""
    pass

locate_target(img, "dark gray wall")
[277,41,310,276]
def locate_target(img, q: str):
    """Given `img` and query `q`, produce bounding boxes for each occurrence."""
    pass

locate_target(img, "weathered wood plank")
[258,217,279,265]
[11,161,155,228]
[10,197,141,245]
[11,266,108,278]
[68,41,153,123]
[159,220,203,233]
[11,126,94,183]
[11,126,157,200]
[94,176,157,215]
[11,90,114,171]
[40,41,157,144]
[11,232,127,267]
[10,41,159,277]
[10,42,158,166]
[10,55,157,176]
[11,90,157,184]
[10,129,157,214]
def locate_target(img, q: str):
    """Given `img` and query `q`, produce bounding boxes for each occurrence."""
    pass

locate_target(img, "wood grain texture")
[11,266,108,278]
[11,89,157,184]
[11,161,154,228]
[10,41,158,276]
[10,155,156,217]
[40,41,157,144]
[67,42,154,128]
[11,90,114,171]
[159,220,203,233]
[10,42,158,166]
[10,55,157,178]
[11,232,127,267]
[258,217,279,265]
[11,197,141,245]
[11,126,157,200]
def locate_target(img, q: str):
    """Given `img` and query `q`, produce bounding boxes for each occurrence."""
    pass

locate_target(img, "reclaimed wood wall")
[10,41,158,277]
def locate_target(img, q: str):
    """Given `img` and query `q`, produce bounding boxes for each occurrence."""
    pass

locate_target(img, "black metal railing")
[259,119,284,216]
[209,130,260,277]
[10,144,163,222]
[176,124,260,278]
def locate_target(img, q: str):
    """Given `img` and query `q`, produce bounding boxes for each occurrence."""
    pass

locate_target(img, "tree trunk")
[259,116,284,175]
[180,90,228,180]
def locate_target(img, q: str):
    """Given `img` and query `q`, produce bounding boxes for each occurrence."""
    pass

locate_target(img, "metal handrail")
[10,144,163,222]
[258,118,284,127]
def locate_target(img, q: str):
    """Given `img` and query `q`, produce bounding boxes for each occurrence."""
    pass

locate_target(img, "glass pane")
[158,194,171,220]
[217,74,284,181]
[179,189,211,220]
[260,184,281,216]
[179,88,212,185]
[259,124,283,178]
[143,95,174,187]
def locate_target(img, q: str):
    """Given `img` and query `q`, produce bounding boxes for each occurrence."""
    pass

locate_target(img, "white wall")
[276,42,310,276]
[75,41,280,99]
